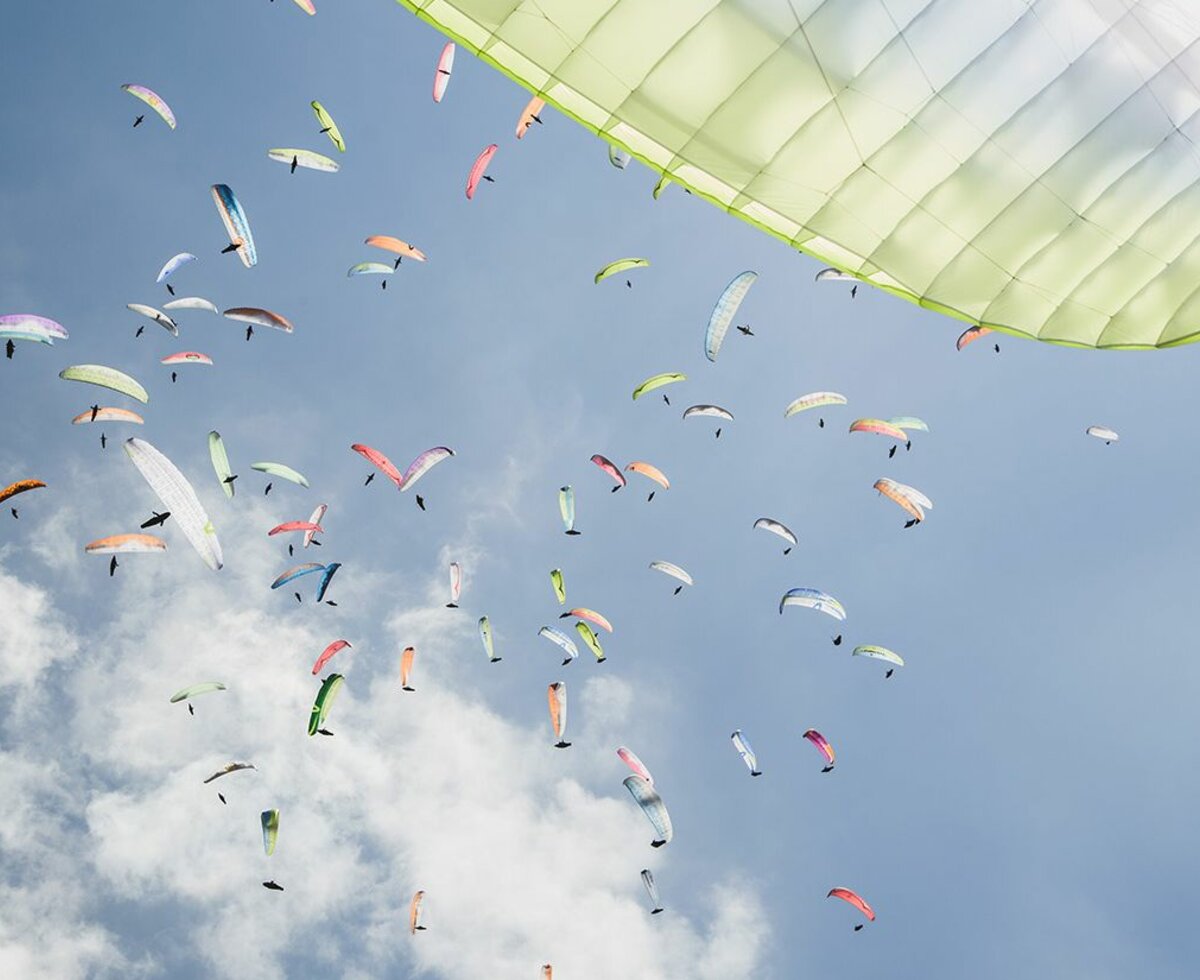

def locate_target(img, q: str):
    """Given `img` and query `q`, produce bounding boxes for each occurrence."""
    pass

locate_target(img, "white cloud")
[0,491,769,980]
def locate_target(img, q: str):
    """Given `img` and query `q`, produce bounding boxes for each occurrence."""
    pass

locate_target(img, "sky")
[4,2,1200,978]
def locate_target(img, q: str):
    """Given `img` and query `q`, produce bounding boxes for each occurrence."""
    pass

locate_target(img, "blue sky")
[4,2,1200,978]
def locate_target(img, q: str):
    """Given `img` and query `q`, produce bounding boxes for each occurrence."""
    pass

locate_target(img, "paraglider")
[208,431,236,498]
[466,144,498,199]
[626,461,669,501]
[479,616,499,662]
[400,646,416,691]
[548,682,570,747]
[262,881,284,892]
[828,887,874,926]
[270,563,325,591]
[261,809,280,856]
[590,454,625,491]
[815,268,856,284]
[315,563,340,603]
[575,621,605,662]
[1,314,68,348]
[351,443,403,488]
[682,404,733,423]
[704,271,756,362]
[303,504,326,548]
[156,253,196,285]
[85,533,166,557]
[447,562,462,607]
[268,520,324,537]
[853,645,905,678]
[203,762,256,784]
[170,682,226,705]
[268,148,339,173]
[538,626,578,665]
[121,84,175,129]
[608,145,630,169]
[311,640,350,675]
[72,407,143,426]
[559,485,579,535]
[753,518,796,554]
[307,674,344,736]
[223,308,293,333]
[594,258,648,285]
[0,480,45,506]
[803,729,836,772]
[731,729,762,776]
[516,96,545,138]
[849,419,909,442]
[311,101,345,152]
[161,351,212,366]
[124,439,222,571]
[364,236,427,263]
[163,297,219,314]
[139,511,170,529]
[251,462,309,488]
[562,607,612,634]
[623,774,672,847]
[632,373,686,401]
[1087,425,1119,444]
[398,447,454,492]
[617,746,653,784]
[957,325,994,351]
[785,392,847,418]
[210,184,256,268]
[550,568,566,605]
[874,478,933,523]
[641,869,663,914]
[432,42,455,103]
[650,561,692,594]
[410,890,427,934]
[887,416,929,434]
[59,364,148,403]
[779,588,845,621]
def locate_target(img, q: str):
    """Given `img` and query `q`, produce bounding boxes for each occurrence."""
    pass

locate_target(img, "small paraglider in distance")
[432,42,455,103]
[705,271,757,362]
[624,774,673,847]
[1086,425,1119,445]
[447,562,462,608]
[559,486,580,535]
[262,881,284,892]
[803,729,836,772]
[641,869,663,915]
[401,646,416,691]
[828,887,874,929]
[410,890,427,934]
[479,616,500,663]
[465,144,498,199]
[548,682,571,748]
[731,729,762,776]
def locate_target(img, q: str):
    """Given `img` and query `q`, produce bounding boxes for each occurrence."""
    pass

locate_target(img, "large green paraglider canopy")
[396,0,1200,349]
